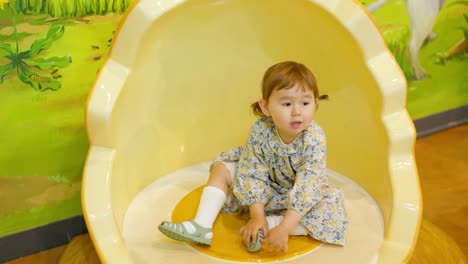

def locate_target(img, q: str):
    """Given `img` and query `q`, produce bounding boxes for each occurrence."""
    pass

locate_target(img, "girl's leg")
[158,162,233,245]
[192,162,232,228]
[206,161,233,194]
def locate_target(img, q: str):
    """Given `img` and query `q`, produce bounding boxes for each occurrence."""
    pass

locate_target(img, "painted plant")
[0,0,132,91]
[0,0,71,91]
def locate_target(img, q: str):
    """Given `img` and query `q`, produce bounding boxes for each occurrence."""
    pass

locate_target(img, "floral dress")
[211,117,348,245]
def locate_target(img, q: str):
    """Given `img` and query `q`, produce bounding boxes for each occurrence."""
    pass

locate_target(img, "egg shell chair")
[83,0,422,263]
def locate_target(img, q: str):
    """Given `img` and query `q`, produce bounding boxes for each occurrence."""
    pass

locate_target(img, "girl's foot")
[158,220,213,245]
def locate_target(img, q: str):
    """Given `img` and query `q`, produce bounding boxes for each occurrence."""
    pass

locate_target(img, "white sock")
[179,186,226,240]
[194,186,227,228]
[266,215,308,236]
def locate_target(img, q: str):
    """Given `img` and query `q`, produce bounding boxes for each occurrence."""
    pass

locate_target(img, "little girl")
[159,61,348,253]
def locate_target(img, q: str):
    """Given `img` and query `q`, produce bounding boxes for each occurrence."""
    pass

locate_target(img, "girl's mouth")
[291,121,302,129]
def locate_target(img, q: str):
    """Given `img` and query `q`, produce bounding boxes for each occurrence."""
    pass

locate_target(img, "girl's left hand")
[263,224,289,253]
[240,217,268,247]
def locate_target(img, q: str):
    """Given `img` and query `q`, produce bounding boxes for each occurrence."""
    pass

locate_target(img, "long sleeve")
[210,146,244,169]
[232,125,275,206]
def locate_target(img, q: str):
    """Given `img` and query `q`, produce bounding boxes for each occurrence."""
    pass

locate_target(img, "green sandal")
[158,220,212,245]
[246,229,264,253]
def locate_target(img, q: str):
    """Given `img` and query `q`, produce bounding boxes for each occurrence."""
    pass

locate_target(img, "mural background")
[0,0,130,236]
[364,0,467,119]
[0,0,466,238]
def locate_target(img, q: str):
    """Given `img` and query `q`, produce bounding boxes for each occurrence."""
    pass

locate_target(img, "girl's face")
[259,85,316,144]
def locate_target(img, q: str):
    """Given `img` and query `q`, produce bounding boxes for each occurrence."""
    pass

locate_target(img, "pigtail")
[318,94,329,100]
[315,94,329,111]
[251,101,265,117]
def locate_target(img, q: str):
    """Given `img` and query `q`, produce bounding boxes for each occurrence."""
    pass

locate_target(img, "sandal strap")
[158,220,212,245]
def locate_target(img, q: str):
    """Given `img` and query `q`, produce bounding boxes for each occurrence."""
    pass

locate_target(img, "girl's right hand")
[239,217,268,247]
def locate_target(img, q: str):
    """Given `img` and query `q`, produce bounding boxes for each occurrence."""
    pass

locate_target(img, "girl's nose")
[292,105,301,115]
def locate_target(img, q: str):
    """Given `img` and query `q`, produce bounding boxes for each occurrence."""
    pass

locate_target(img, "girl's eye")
[282,103,291,106]
[303,102,310,106]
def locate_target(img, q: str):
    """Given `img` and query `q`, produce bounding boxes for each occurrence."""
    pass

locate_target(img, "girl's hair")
[251,61,328,117]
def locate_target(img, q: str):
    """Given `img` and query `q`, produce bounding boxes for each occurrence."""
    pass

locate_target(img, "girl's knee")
[211,162,226,171]
[210,162,232,186]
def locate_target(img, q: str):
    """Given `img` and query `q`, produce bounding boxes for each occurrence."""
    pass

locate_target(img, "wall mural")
[0,0,131,236]
[0,0,466,238]
[362,0,467,119]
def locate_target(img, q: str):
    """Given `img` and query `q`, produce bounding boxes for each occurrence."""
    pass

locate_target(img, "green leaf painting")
[0,1,71,91]
[0,0,132,91]
[13,0,132,17]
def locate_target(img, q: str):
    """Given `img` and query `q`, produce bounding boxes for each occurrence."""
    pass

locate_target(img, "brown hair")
[251,61,328,117]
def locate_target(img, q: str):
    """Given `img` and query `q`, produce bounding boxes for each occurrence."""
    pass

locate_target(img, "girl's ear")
[259,99,270,116]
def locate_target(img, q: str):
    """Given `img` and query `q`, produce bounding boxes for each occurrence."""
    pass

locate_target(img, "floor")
[414,124,468,255]
[5,124,468,264]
